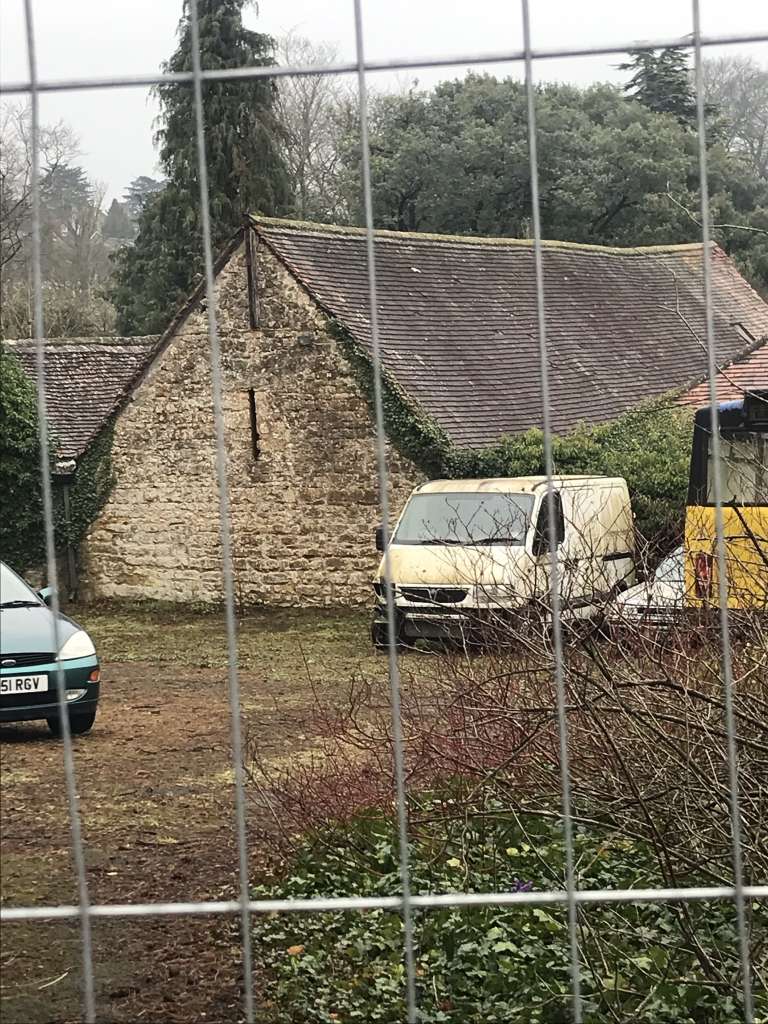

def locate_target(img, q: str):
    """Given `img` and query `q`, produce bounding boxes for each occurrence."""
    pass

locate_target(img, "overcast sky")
[1,0,766,203]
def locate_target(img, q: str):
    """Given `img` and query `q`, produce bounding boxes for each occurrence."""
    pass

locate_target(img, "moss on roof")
[250,214,706,256]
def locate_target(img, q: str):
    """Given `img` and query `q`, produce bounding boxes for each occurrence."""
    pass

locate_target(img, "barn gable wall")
[82,241,420,605]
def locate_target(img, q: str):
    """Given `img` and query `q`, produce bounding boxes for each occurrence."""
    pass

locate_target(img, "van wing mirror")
[38,586,55,606]
[375,526,386,552]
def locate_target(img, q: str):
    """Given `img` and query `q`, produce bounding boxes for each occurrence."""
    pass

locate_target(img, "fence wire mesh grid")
[1,2,767,1023]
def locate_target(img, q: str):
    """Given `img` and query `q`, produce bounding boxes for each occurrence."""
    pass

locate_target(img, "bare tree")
[53,180,111,291]
[703,56,768,180]
[275,33,353,223]
[0,104,118,337]
[0,103,79,271]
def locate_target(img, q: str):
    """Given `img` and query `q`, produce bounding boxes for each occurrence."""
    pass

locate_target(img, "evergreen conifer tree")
[619,47,698,127]
[110,0,289,334]
[103,199,134,241]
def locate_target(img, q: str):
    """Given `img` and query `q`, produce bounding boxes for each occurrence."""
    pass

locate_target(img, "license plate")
[0,675,48,695]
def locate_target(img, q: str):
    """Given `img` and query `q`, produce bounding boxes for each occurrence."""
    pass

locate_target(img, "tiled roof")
[253,217,768,448]
[5,337,158,461]
[680,342,768,406]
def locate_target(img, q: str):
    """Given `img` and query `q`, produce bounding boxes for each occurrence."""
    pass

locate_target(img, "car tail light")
[88,668,101,682]
[694,552,714,600]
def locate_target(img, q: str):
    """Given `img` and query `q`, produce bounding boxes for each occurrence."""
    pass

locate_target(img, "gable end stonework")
[82,240,420,605]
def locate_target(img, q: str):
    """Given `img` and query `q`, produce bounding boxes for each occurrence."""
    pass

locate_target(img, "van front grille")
[400,587,468,604]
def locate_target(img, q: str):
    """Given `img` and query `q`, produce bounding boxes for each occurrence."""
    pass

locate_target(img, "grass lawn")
[78,602,375,679]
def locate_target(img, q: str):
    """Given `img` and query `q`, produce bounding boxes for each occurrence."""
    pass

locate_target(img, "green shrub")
[252,804,763,1023]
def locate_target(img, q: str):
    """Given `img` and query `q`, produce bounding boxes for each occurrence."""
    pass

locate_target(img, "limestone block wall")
[82,239,420,605]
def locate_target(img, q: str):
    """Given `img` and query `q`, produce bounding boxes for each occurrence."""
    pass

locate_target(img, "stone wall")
[82,237,421,605]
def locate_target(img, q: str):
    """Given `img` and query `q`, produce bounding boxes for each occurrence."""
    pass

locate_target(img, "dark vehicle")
[0,562,100,735]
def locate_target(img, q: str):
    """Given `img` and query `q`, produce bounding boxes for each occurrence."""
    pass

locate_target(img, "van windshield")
[393,492,535,546]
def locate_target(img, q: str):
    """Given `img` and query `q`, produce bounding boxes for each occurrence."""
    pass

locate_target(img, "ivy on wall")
[57,422,116,552]
[329,319,453,477]
[330,320,694,545]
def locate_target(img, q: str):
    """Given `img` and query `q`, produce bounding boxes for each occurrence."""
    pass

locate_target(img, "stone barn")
[10,217,768,606]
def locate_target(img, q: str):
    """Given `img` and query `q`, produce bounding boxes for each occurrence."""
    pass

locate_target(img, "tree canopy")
[275,33,351,223]
[334,74,767,293]
[110,0,291,335]
[122,176,166,221]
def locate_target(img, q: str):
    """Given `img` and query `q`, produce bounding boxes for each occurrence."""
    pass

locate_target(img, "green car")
[0,561,100,736]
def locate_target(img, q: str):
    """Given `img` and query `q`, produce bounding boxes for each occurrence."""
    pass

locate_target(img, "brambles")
[247,607,767,1020]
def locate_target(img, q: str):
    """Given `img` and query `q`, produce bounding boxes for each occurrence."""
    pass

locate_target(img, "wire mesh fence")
[1,2,767,1022]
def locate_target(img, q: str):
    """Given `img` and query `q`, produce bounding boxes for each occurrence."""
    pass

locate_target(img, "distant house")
[8,218,768,606]
[681,340,768,407]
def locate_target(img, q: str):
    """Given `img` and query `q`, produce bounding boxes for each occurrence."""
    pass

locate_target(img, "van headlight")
[58,630,96,660]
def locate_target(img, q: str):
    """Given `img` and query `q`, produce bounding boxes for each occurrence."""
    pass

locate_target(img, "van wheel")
[47,708,97,737]
[371,615,403,652]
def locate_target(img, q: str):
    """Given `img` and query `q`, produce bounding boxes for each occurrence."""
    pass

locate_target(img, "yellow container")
[684,504,768,609]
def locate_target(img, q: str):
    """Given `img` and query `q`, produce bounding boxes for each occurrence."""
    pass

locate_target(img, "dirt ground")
[0,605,378,1024]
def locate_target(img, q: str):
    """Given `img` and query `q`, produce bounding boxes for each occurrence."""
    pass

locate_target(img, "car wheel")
[47,708,97,737]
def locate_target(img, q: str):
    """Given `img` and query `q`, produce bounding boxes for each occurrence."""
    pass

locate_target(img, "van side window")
[533,491,565,555]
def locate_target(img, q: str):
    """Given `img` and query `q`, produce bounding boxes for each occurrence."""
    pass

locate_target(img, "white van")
[372,476,636,646]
